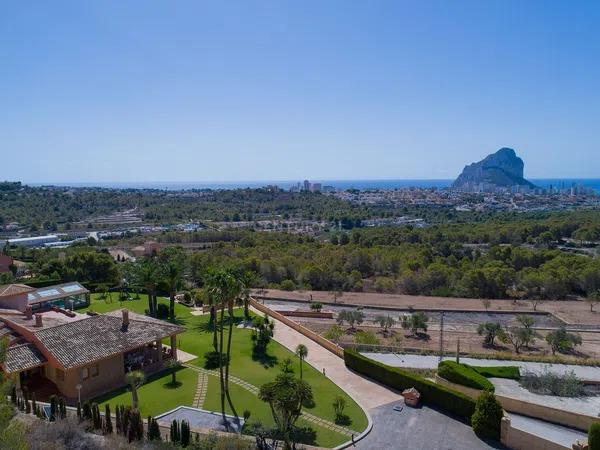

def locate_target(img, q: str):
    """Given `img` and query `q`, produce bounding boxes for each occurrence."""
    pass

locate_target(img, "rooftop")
[33,310,184,369]
[0,284,35,298]
[4,343,47,373]
[26,282,89,305]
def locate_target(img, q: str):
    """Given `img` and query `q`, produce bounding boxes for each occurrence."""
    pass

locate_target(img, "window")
[90,364,99,377]
[56,368,64,381]
[81,367,89,380]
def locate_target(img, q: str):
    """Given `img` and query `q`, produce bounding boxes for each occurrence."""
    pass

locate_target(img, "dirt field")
[254,289,600,361]
[254,289,600,326]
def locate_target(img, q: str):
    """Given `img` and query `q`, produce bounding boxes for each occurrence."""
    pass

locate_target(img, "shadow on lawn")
[193,315,244,334]
[252,349,278,368]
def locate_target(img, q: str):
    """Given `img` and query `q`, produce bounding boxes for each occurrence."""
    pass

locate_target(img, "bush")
[203,351,229,370]
[471,365,520,380]
[344,349,475,419]
[471,391,503,440]
[156,303,169,319]
[280,279,296,291]
[589,423,600,450]
[438,361,495,392]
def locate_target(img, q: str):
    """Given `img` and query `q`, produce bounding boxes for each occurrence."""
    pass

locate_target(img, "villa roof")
[33,311,184,369]
[4,343,47,373]
[0,284,35,298]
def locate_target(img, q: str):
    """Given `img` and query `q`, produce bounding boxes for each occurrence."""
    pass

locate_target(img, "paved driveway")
[355,401,506,450]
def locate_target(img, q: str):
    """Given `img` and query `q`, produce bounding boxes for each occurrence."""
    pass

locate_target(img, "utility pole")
[439,311,445,362]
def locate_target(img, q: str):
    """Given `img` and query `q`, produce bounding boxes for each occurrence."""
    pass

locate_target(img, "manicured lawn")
[203,375,349,448]
[84,294,368,447]
[94,367,197,417]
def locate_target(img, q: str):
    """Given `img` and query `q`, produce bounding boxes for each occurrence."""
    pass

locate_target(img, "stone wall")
[501,415,576,450]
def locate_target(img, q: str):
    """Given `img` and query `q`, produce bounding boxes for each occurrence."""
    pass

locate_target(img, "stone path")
[184,364,354,436]
[249,306,402,410]
[192,371,208,408]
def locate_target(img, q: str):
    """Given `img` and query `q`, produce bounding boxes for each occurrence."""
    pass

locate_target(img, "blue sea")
[30,179,600,193]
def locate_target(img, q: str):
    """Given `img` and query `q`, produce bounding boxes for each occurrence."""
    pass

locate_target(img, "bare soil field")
[254,289,600,326]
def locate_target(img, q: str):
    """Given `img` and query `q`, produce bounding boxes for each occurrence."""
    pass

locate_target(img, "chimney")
[122,309,129,331]
[25,306,33,320]
[34,313,43,328]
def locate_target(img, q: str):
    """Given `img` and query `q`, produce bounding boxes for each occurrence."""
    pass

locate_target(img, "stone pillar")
[157,340,163,362]
[170,335,178,361]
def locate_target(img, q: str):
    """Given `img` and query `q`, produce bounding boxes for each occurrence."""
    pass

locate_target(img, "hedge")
[344,349,475,420]
[589,423,600,450]
[471,365,520,380]
[438,361,495,392]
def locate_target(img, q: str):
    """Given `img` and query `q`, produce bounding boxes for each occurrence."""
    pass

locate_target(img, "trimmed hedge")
[344,349,475,420]
[471,365,520,380]
[438,361,495,392]
[471,391,503,440]
[589,422,600,450]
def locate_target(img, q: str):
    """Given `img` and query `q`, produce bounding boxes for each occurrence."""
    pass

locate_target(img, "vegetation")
[589,423,600,450]
[437,361,495,392]
[401,311,429,336]
[545,327,583,355]
[470,365,520,380]
[477,322,503,347]
[520,369,585,397]
[471,391,504,441]
[295,344,308,379]
[344,349,476,419]
[258,373,314,450]
[336,309,365,331]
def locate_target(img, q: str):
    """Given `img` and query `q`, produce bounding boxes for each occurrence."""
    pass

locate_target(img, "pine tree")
[104,404,113,434]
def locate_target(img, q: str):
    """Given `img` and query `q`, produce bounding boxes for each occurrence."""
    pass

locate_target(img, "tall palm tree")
[125,370,145,410]
[162,260,184,322]
[136,260,158,317]
[204,268,244,425]
[295,344,308,379]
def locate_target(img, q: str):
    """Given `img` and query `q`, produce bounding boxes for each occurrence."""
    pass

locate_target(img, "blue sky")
[1,1,599,183]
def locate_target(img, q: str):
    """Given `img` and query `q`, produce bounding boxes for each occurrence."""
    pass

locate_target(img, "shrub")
[438,361,495,392]
[344,349,475,419]
[471,365,520,380]
[520,369,584,397]
[156,303,169,319]
[589,423,600,450]
[471,391,503,440]
[280,279,296,291]
[203,351,229,370]
[354,330,380,346]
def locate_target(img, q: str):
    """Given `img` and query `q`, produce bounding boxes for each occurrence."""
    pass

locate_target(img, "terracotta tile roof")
[0,284,35,297]
[34,311,184,369]
[4,343,47,373]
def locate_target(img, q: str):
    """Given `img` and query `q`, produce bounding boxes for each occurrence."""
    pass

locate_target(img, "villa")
[0,282,185,403]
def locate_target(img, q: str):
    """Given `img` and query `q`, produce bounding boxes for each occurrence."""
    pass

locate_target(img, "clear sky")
[1,1,599,183]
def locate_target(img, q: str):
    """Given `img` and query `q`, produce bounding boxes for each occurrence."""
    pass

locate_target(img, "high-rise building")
[303,180,310,191]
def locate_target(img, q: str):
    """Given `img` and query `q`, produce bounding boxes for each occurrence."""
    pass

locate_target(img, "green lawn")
[94,367,197,417]
[86,294,368,447]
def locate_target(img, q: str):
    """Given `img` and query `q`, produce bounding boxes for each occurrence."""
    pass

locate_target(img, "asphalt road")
[355,401,505,450]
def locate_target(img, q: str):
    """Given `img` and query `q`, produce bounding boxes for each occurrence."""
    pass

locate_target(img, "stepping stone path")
[192,371,208,408]
[184,364,355,437]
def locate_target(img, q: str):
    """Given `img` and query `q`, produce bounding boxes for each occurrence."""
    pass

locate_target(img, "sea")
[29,179,600,193]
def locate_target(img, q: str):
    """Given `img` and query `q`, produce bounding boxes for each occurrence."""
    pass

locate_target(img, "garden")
[87,293,368,448]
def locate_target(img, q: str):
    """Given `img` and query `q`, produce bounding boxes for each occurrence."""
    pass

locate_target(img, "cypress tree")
[122,406,131,437]
[82,401,92,421]
[49,395,57,421]
[181,420,190,447]
[170,419,180,443]
[92,403,102,429]
[10,387,16,405]
[59,397,67,419]
[148,417,161,441]
[77,402,82,421]
[115,405,122,434]
[104,404,113,434]
[31,393,37,417]
[127,409,143,442]
[25,395,31,415]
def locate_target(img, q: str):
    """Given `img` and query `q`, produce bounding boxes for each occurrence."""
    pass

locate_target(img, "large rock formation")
[453,148,536,190]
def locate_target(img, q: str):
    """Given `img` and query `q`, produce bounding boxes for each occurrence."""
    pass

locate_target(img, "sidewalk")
[251,306,402,410]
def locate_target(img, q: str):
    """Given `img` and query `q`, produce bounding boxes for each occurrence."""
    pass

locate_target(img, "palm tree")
[204,268,244,425]
[136,261,158,317]
[125,371,145,410]
[295,344,308,379]
[162,260,184,322]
